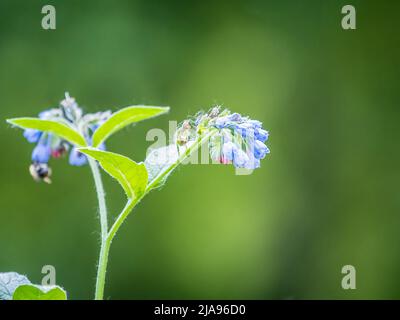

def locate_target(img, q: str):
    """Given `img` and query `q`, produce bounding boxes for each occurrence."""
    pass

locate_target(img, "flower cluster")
[212,111,269,169]
[25,93,111,183]
[176,106,269,170]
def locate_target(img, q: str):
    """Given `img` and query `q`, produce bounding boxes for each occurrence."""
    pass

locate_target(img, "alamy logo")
[341,5,356,30]
[341,265,356,290]
[41,5,56,30]
[41,265,56,286]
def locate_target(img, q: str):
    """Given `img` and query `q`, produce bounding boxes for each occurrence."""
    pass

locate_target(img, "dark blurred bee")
[29,162,52,184]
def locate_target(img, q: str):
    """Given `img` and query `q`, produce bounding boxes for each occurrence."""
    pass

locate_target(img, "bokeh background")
[0,0,399,299]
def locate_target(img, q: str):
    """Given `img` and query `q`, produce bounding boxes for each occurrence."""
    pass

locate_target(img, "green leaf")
[145,131,215,191]
[7,117,87,147]
[0,272,67,301]
[0,272,31,300]
[13,284,67,300]
[79,148,148,199]
[145,144,180,190]
[92,106,169,147]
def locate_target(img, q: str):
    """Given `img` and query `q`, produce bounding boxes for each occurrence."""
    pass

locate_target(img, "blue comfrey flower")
[214,113,241,129]
[22,93,111,182]
[23,110,52,143]
[69,141,106,167]
[255,128,268,142]
[221,141,236,161]
[233,148,249,168]
[69,148,88,166]
[23,129,42,143]
[191,106,270,170]
[253,140,270,159]
[220,140,250,167]
[31,138,51,163]
[248,119,262,128]
[244,153,260,170]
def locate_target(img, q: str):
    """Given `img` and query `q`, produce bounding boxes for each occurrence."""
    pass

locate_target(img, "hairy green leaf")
[145,144,180,190]
[7,118,87,146]
[145,131,215,191]
[92,106,169,147]
[0,272,31,300]
[13,285,67,300]
[79,148,148,199]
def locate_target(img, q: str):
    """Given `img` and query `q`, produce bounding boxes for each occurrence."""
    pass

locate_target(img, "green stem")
[108,199,139,243]
[88,158,109,300]
[94,199,138,301]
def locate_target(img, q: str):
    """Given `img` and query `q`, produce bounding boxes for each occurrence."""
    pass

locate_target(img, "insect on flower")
[175,106,270,170]
[20,93,111,182]
[29,162,52,184]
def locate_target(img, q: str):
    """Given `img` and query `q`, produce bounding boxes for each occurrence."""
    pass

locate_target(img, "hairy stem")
[89,158,108,238]
[94,200,137,301]
[108,199,139,243]
[88,158,109,300]
[94,235,111,300]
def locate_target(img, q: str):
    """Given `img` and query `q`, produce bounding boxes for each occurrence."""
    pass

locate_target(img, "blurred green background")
[1,0,399,299]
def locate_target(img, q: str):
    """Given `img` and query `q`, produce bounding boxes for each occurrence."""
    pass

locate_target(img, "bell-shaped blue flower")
[24,129,42,144]
[222,141,236,161]
[248,119,262,129]
[253,140,270,159]
[232,148,249,168]
[244,154,260,170]
[255,128,269,142]
[32,142,51,163]
[236,123,255,138]
[15,93,114,182]
[227,113,242,122]
[209,109,269,170]
[215,117,229,129]
[69,148,88,166]
[38,109,52,119]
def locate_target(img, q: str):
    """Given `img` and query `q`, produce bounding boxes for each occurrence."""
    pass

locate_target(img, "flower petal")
[23,129,42,144]
[32,144,51,163]
[69,148,88,166]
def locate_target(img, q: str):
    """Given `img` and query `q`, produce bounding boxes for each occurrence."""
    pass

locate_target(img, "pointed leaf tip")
[7,117,87,147]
